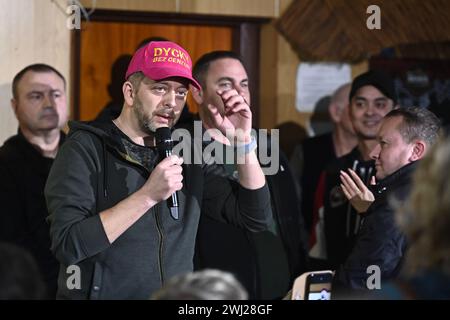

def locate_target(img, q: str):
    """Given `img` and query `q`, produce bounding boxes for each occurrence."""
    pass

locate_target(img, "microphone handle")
[170,192,178,207]
[163,149,179,219]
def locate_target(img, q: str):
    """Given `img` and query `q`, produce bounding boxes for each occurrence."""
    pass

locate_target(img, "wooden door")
[78,21,233,121]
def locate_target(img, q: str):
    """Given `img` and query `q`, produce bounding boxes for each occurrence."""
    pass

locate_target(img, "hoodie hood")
[68,120,126,154]
[67,120,138,199]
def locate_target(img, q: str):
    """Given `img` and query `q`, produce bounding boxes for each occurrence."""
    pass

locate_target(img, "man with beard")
[0,64,68,299]
[45,41,271,299]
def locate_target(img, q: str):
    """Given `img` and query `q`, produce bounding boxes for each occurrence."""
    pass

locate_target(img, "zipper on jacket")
[154,205,165,285]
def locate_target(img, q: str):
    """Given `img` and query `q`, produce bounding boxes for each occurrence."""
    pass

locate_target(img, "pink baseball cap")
[125,41,201,90]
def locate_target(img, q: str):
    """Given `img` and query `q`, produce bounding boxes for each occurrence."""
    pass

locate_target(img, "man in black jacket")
[189,51,308,299]
[336,107,441,289]
[0,64,68,299]
[45,41,271,299]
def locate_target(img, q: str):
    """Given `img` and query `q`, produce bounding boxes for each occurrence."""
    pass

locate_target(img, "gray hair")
[151,269,248,300]
[385,107,441,147]
[127,71,146,92]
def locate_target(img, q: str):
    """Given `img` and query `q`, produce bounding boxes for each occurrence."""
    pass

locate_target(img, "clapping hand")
[340,169,376,213]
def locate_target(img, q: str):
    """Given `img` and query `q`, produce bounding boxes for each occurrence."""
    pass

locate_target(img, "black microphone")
[155,127,179,220]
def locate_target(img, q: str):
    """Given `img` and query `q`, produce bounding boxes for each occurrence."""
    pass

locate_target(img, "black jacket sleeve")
[336,206,406,289]
[201,162,271,232]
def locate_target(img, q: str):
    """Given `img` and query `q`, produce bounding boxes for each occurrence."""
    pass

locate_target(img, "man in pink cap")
[45,41,270,299]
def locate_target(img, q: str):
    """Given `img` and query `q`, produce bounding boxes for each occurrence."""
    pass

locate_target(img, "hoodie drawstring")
[102,140,108,198]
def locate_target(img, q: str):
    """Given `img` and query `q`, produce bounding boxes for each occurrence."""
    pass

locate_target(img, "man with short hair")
[323,70,396,270]
[45,42,271,299]
[189,50,308,299]
[337,107,441,289]
[151,269,248,300]
[0,64,68,298]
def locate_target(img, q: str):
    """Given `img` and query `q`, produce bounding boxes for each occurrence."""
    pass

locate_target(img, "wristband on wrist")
[234,136,257,155]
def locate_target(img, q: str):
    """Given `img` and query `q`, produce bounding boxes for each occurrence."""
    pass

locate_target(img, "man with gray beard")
[45,41,271,299]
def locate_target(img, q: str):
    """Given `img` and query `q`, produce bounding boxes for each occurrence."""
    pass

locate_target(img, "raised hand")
[340,169,375,213]
[206,89,252,145]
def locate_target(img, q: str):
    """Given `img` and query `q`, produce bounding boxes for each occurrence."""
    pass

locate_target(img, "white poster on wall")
[296,63,352,112]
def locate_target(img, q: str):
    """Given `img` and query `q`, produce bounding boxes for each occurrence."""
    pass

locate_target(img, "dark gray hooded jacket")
[45,121,270,299]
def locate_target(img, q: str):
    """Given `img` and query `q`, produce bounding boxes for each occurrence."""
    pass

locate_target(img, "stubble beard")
[133,98,157,135]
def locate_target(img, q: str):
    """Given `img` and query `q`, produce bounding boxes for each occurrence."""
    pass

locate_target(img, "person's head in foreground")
[397,135,450,278]
[0,242,46,300]
[151,269,248,300]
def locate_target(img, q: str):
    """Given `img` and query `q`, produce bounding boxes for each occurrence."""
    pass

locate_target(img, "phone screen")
[305,273,333,300]
[307,283,332,300]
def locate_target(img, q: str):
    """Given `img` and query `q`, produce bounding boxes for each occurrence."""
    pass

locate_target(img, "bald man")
[290,83,357,248]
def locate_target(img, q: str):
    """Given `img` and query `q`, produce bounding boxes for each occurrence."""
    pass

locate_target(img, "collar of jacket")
[67,120,152,199]
[68,120,123,148]
[67,120,184,167]
[348,146,375,165]
[17,128,66,156]
[374,161,419,196]
[67,120,154,162]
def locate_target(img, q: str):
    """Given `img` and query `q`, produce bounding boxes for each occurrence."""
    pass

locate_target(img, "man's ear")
[191,87,203,105]
[10,98,18,117]
[410,140,426,161]
[123,81,134,106]
[328,102,341,123]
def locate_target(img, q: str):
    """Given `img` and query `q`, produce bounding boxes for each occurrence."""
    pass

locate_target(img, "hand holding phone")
[291,270,334,300]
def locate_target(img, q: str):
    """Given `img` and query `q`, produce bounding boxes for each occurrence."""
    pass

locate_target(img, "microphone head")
[155,127,172,142]
[155,127,173,153]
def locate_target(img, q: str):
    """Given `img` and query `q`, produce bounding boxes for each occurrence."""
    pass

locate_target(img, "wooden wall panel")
[80,0,279,17]
[260,0,309,132]
[351,60,369,79]
[259,24,278,130]
[259,0,369,135]
[80,0,177,12]
[260,13,307,131]
[180,0,277,17]
[0,0,70,145]
[79,21,232,121]
[279,0,293,13]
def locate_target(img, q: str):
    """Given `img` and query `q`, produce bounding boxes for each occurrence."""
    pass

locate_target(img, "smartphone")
[304,272,333,300]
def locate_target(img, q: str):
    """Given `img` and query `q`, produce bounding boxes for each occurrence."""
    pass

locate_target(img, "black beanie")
[349,70,397,105]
